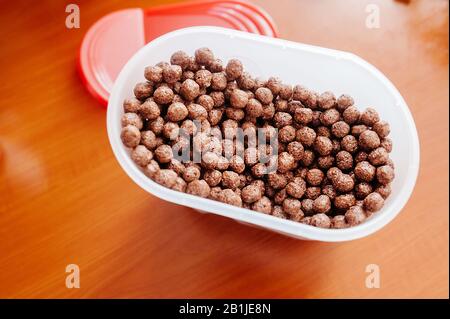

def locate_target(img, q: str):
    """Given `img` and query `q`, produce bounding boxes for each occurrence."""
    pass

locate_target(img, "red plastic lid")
[78,0,278,106]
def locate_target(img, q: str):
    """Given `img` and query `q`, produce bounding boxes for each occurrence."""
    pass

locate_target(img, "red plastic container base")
[78,0,278,106]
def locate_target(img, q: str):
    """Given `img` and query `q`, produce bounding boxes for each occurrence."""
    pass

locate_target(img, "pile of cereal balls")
[120,47,395,229]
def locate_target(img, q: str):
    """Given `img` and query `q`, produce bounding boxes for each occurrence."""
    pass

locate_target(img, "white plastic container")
[107,26,420,242]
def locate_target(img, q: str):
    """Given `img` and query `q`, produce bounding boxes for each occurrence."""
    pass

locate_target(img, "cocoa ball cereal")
[359,130,381,150]
[225,59,243,81]
[120,48,395,229]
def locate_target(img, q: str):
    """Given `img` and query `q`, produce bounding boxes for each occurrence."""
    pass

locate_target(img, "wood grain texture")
[0,0,448,298]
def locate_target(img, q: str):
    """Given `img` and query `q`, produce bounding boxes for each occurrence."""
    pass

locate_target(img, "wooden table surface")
[0,0,448,298]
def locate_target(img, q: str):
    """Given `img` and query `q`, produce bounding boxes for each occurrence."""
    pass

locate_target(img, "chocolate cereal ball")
[134,82,153,100]
[287,141,304,161]
[333,173,355,192]
[336,150,353,171]
[163,64,182,84]
[121,125,141,148]
[246,98,264,118]
[153,169,178,188]
[373,121,390,138]
[274,188,287,205]
[327,167,342,181]
[183,165,201,182]
[277,152,295,173]
[251,196,272,213]
[331,215,348,229]
[266,77,282,95]
[354,161,376,182]
[301,198,314,215]
[241,184,263,203]
[317,155,335,170]
[296,126,316,147]
[286,177,306,198]
[225,59,243,80]
[331,121,350,138]
[279,125,296,143]
[342,106,360,125]
[336,94,354,111]
[144,65,163,83]
[375,184,392,199]
[170,50,190,69]
[341,135,359,153]
[351,124,368,137]
[154,144,173,163]
[376,165,395,185]
[140,130,157,149]
[313,194,331,214]
[359,130,381,150]
[318,91,336,110]
[172,177,187,192]
[310,213,331,228]
[187,103,208,120]
[334,194,356,210]
[195,47,214,65]
[219,188,242,207]
[355,182,373,199]
[139,99,160,120]
[211,72,227,91]
[162,122,179,140]
[368,147,389,166]
[194,69,212,88]
[360,107,380,126]
[294,107,313,124]
[121,112,143,130]
[321,184,336,200]
[262,103,276,120]
[131,145,153,167]
[180,79,200,101]
[230,89,249,109]
[320,108,340,126]
[299,150,315,167]
[229,155,245,174]
[354,151,368,163]
[279,84,293,100]
[201,151,219,170]
[316,126,331,138]
[345,206,366,226]
[268,172,288,190]
[226,108,245,121]
[237,72,256,90]
[255,87,274,105]
[222,170,240,190]
[144,160,159,178]
[167,102,188,122]
[306,168,324,186]
[153,85,174,104]
[182,70,194,81]
[186,179,211,198]
[314,136,333,156]
[272,206,288,219]
[364,192,384,212]
[380,138,393,153]
[209,109,224,126]
[209,58,224,72]
[123,97,141,113]
[196,95,214,111]
[282,197,303,216]
[168,158,185,175]
[204,169,222,187]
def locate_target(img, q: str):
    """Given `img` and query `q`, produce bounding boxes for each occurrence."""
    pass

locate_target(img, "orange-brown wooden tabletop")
[0,0,448,298]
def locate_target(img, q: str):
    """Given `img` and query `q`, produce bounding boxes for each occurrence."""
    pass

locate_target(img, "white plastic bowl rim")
[107,26,420,242]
